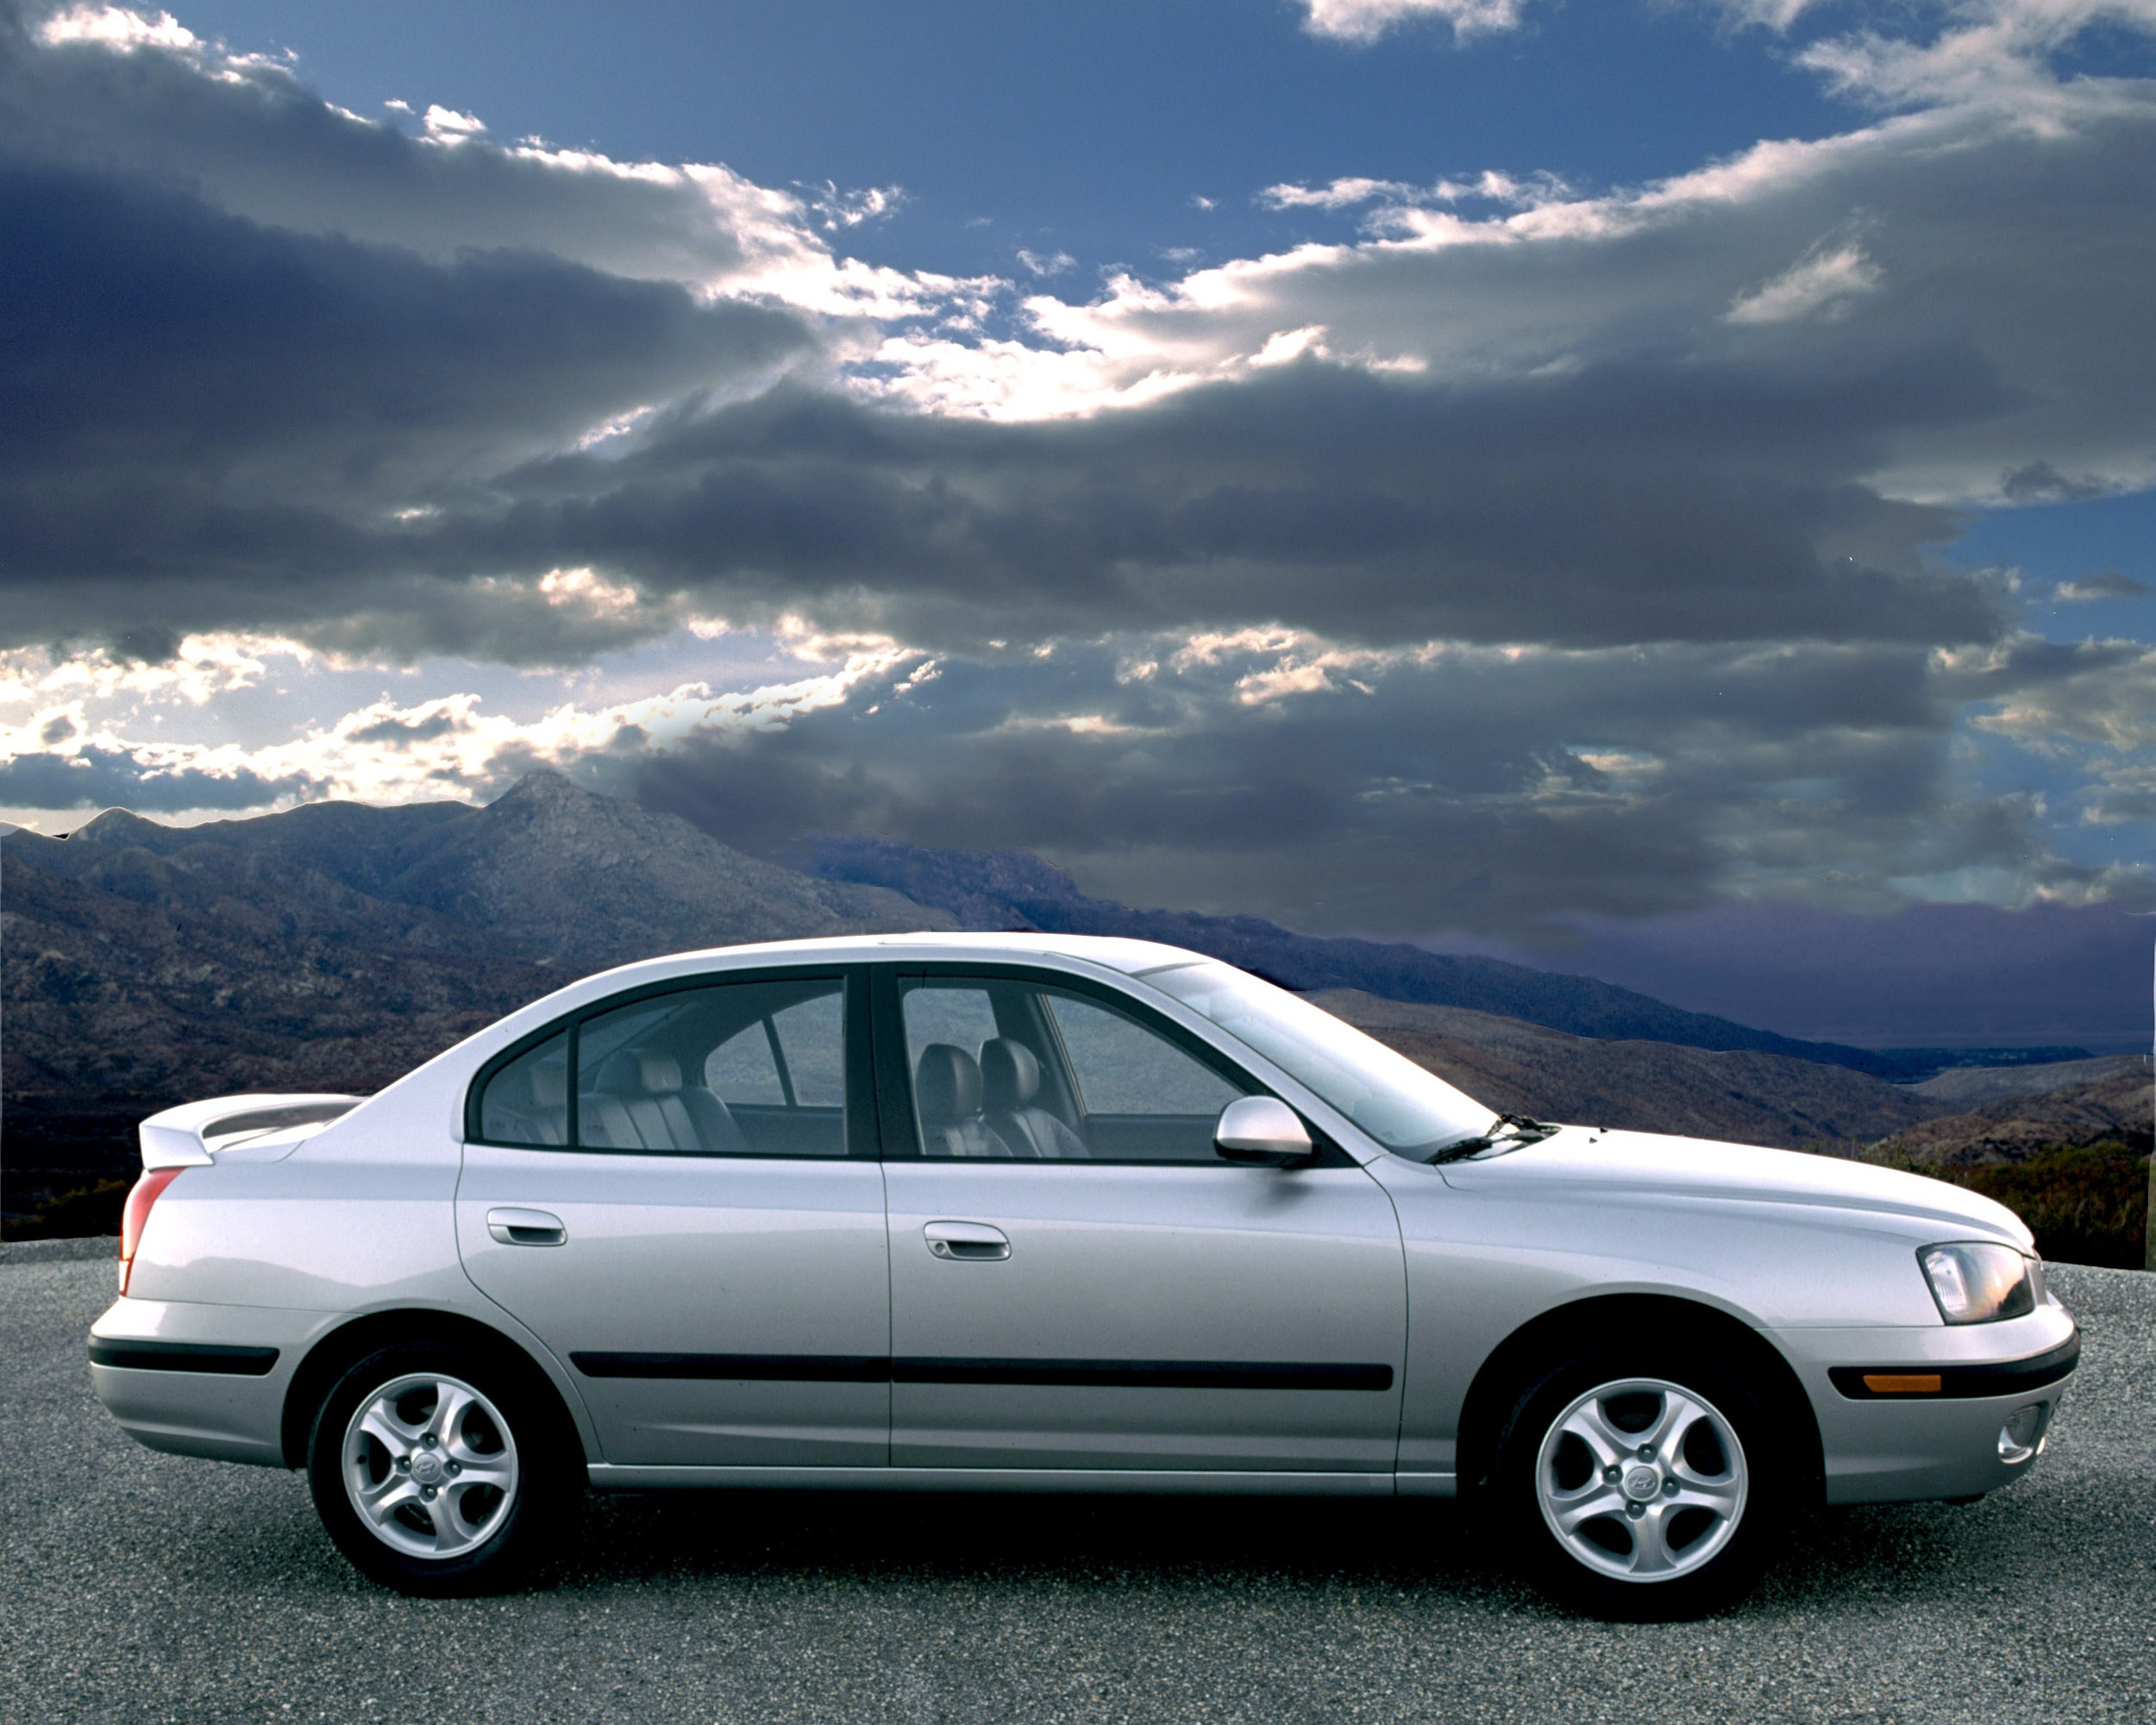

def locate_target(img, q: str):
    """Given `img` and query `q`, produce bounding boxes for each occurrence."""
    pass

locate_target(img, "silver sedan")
[88,934,2078,1619]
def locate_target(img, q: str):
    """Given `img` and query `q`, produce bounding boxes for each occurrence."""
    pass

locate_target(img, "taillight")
[118,1169,184,1295]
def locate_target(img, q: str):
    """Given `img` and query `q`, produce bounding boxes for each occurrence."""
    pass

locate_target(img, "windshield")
[1138,961,1495,1157]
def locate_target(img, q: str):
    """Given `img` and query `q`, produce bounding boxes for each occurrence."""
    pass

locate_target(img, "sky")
[2,0,2153,1044]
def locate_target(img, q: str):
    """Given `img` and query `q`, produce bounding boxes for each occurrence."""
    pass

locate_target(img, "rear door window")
[473,974,852,1157]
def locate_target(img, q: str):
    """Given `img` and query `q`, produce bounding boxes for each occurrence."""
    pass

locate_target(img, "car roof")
[625,931,1213,977]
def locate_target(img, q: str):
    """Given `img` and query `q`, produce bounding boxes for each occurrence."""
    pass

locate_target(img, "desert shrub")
[1875,1143,2148,1270]
[3,1177,130,1242]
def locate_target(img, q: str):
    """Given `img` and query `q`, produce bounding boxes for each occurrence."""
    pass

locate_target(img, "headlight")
[1919,1241,2038,1325]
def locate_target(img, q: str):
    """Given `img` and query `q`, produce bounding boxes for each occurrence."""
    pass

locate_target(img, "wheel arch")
[280,1308,587,1471]
[1453,1293,1823,1505]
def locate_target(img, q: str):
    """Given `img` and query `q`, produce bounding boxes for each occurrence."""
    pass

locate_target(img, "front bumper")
[1777,1302,2079,1505]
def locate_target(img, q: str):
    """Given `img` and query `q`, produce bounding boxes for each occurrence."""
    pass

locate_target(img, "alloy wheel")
[1532,1376,1748,1583]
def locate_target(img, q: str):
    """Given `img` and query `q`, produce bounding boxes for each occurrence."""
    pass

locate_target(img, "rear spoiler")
[139,1094,366,1170]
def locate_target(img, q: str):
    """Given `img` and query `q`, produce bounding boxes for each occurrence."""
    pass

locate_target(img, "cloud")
[8,0,2152,670]
[3,0,2154,929]
[1017,248,1075,277]
[8,4,959,317]
[1298,0,1530,45]
[803,180,905,229]
[2002,460,2109,502]
[1726,242,1882,324]
[0,744,313,810]
[616,626,2146,934]
[1789,1,2156,110]
[2055,569,2150,600]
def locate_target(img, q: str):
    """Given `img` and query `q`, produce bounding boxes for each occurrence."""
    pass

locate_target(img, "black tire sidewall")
[306,1339,577,1596]
[1495,1345,1785,1621]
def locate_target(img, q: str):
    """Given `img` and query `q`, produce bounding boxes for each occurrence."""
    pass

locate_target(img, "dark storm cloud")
[0,2,811,286]
[3,1,2153,932]
[433,356,2003,653]
[0,0,2054,663]
[0,159,815,658]
[599,635,2032,936]
[0,747,313,810]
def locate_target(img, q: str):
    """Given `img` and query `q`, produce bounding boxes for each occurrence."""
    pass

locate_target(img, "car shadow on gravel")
[149,1457,2139,1620]
[534,1484,2070,1617]
[566,1489,1525,1597]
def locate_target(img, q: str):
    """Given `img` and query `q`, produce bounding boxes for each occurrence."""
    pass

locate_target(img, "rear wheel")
[306,1339,580,1596]
[1494,1347,1785,1620]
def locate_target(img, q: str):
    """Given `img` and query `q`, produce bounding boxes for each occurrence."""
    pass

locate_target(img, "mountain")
[1,774,954,1228]
[798,836,2088,1082]
[1310,991,1946,1151]
[45,772,952,970]
[1872,1059,2153,1165]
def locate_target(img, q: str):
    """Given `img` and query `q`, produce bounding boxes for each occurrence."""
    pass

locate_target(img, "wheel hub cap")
[1533,1376,1749,1584]
[341,1371,519,1562]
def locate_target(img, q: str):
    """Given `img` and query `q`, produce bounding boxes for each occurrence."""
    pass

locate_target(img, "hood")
[1437,1126,2033,1249]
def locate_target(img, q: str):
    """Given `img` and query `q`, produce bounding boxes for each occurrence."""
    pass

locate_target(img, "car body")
[89,933,2078,1615]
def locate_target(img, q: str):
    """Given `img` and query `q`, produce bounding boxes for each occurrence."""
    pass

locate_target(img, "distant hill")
[799,835,2086,1082]
[1874,1058,2153,1166]
[1308,991,1949,1151]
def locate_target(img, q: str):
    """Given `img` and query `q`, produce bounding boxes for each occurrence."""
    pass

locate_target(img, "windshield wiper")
[1420,1113,1558,1164]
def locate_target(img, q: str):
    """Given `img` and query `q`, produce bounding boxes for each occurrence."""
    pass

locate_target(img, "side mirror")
[1214,1096,1313,1168]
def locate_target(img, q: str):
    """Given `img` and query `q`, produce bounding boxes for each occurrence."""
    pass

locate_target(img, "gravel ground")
[2,1258,2151,1725]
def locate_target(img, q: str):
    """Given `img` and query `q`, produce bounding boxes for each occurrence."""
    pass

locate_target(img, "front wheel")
[306,1339,580,1596]
[1494,1350,1785,1620]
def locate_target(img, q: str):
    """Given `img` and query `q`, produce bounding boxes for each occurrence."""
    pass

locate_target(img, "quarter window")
[475,1030,569,1148]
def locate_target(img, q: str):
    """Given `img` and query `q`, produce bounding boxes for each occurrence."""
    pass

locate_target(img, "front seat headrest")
[915,1044,981,1126]
[979,1039,1041,1113]
[634,1053,681,1095]
[529,1059,567,1108]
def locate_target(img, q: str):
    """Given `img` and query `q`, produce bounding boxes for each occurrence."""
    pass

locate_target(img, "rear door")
[876,965,1407,1475]
[456,966,890,1470]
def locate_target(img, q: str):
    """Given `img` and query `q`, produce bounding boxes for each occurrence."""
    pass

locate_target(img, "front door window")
[898,976,1245,1163]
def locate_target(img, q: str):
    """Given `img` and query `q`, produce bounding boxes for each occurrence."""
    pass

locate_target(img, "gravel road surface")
[3,1254,2151,1724]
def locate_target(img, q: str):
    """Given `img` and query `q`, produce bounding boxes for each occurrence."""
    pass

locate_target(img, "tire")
[1490,1344,1785,1621]
[306,1339,581,1596]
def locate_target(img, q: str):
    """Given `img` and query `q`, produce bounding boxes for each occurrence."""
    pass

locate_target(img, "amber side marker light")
[1862,1372,1943,1395]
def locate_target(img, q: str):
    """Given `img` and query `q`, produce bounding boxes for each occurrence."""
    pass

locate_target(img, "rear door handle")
[487,1207,567,1247]
[924,1220,1010,1261]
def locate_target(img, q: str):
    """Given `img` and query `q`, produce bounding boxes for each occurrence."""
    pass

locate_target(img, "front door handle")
[924,1220,1010,1261]
[487,1207,567,1247]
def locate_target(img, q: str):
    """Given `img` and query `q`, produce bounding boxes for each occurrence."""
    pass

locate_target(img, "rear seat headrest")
[980,1039,1041,1112]
[915,1044,981,1126]
[595,1050,683,1095]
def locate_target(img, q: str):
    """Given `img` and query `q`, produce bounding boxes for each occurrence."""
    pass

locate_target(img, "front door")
[457,968,889,1469]
[878,968,1406,1474]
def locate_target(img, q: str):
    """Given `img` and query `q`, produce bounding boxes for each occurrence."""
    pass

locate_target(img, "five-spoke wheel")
[341,1371,520,1560]
[308,1340,578,1596]
[1533,1377,1747,1582]
[1496,1346,1783,1619]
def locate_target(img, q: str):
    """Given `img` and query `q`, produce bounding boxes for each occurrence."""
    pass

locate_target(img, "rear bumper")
[89,1297,333,1467]
[1776,1304,2079,1505]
